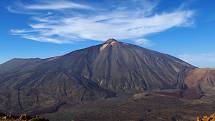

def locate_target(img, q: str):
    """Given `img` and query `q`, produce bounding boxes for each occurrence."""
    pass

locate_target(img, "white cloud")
[7,0,93,15]
[179,53,215,68]
[134,38,153,47]
[9,0,194,44]
[24,1,93,10]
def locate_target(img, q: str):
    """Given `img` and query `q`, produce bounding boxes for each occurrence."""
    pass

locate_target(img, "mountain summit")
[104,38,119,43]
[0,39,195,114]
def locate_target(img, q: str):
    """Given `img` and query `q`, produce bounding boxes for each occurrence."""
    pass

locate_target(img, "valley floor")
[42,91,215,121]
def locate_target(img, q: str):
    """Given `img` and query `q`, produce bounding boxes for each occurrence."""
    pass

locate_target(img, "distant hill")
[184,68,215,99]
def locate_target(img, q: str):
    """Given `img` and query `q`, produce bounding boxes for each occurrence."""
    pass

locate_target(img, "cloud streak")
[9,0,194,44]
[134,38,153,47]
[24,1,93,10]
[179,53,215,68]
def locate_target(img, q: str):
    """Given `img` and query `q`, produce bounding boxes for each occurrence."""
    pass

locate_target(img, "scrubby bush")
[30,115,49,121]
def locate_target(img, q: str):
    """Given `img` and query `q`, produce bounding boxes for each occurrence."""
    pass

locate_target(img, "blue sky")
[0,0,215,67]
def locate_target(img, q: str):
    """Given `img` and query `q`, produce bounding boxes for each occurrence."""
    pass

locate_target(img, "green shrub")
[30,116,49,121]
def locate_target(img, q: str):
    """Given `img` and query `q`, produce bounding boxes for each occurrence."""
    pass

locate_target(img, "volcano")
[0,39,208,115]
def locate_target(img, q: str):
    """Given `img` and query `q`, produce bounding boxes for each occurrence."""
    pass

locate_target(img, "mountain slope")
[50,39,194,92]
[0,39,195,114]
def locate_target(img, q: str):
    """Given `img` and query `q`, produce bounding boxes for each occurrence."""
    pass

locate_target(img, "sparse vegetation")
[30,116,49,121]
[0,113,49,121]
[197,113,215,121]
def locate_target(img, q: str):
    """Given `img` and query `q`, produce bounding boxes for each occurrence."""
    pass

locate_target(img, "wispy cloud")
[7,0,92,14]
[24,1,93,10]
[134,38,153,47]
[178,53,215,68]
[9,0,194,44]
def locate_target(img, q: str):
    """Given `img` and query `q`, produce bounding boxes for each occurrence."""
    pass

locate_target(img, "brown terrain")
[43,91,215,121]
[0,39,215,121]
[184,69,215,99]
